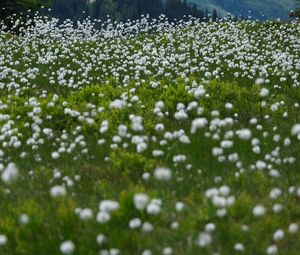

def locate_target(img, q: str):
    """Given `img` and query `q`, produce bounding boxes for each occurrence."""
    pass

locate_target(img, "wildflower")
[79,208,93,220]
[266,245,278,255]
[205,223,216,233]
[253,205,266,217]
[96,211,111,224]
[0,235,7,246]
[288,223,298,234]
[236,129,252,140]
[96,234,107,245]
[142,222,154,233]
[191,118,208,134]
[146,203,161,215]
[109,99,127,109]
[198,232,212,247]
[163,247,173,255]
[99,200,119,213]
[19,214,30,225]
[154,167,172,181]
[273,229,284,241]
[259,88,269,97]
[60,241,75,254]
[51,151,60,159]
[175,202,185,212]
[234,243,244,252]
[1,163,19,183]
[129,218,142,229]
[133,193,149,210]
[291,124,300,136]
[50,185,66,198]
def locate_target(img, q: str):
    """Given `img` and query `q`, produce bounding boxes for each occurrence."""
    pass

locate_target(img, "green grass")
[0,19,300,255]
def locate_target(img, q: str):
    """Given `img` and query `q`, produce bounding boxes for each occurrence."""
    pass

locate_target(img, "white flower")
[272,204,283,213]
[99,200,119,213]
[152,150,164,157]
[133,193,149,210]
[269,188,282,199]
[219,185,230,196]
[79,208,93,220]
[198,232,212,247]
[155,123,165,132]
[96,234,107,245]
[174,110,188,120]
[194,87,206,98]
[100,120,109,134]
[236,129,252,140]
[118,124,127,137]
[154,167,172,181]
[221,140,233,149]
[0,234,7,246]
[141,249,152,255]
[51,151,60,159]
[266,245,278,255]
[109,99,127,109]
[225,102,233,110]
[130,115,143,132]
[19,214,30,225]
[137,142,147,153]
[170,221,179,230]
[96,211,111,224]
[288,223,298,234]
[175,202,185,212]
[256,160,267,170]
[255,78,265,85]
[273,229,284,241]
[191,118,208,134]
[179,135,190,144]
[146,203,161,215]
[1,163,19,183]
[291,124,300,136]
[259,88,269,97]
[205,223,216,233]
[163,247,173,255]
[142,222,154,233]
[234,243,244,252]
[253,205,266,217]
[60,241,75,254]
[129,218,142,229]
[142,172,150,181]
[50,185,66,198]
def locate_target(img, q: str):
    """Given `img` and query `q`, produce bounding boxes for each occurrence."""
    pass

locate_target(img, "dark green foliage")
[164,0,206,20]
[0,0,46,19]
[0,0,49,31]
[50,0,210,22]
[295,0,300,17]
[51,0,88,20]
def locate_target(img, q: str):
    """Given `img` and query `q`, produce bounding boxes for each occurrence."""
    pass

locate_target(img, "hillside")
[188,0,296,19]
[1,16,300,254]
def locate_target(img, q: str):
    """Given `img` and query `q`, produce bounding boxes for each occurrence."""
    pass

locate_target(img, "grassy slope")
[188,0,296,19]
[0,21,300,255]
[1,79,300,255]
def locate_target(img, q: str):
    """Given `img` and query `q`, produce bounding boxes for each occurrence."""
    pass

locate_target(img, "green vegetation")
[51,0,209,22]
[0,17,300,255]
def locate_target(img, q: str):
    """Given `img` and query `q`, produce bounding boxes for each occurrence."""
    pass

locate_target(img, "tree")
[296,0,300,17]
[0,0,46,19]
[212,8,218,21]
[290,0,300,18]
[0,0,49,31]
[51,0,88,20]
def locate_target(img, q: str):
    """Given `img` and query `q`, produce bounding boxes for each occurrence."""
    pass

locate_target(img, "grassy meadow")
[0,16,300,255]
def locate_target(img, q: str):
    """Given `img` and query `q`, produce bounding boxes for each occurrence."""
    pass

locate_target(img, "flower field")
[0,16,300,255]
